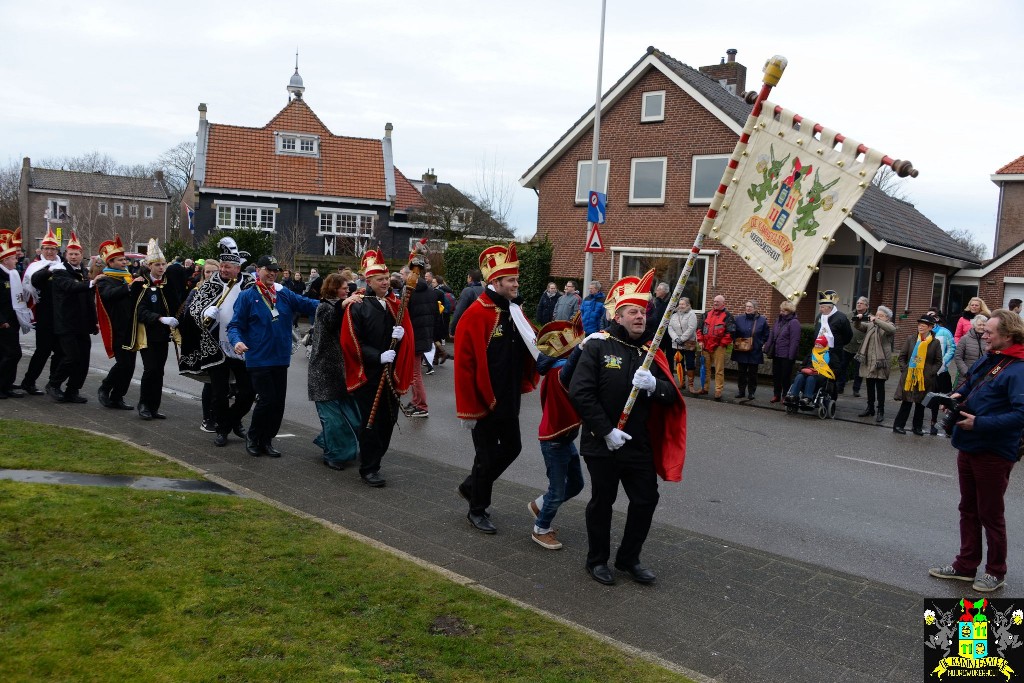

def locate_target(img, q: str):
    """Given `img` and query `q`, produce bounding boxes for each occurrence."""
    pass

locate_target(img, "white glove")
[159,316,178,328]
[580,331,607,347]
[391,325,405,341]
[203,305,219,320]
[632,368,656,393]
[48,260,65,270]
[380,349,396,364]
[603,428,632,451]
[461,419,477,430]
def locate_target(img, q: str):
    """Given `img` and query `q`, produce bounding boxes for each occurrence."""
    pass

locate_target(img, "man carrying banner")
[455,243,538,534]
[569,269,685,585]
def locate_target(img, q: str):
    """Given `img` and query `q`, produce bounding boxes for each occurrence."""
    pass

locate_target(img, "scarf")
[904,333,933,392]
[256,280,277,308]
[103,267,133,285]
[818,306,836,348]
[1,263,31,332]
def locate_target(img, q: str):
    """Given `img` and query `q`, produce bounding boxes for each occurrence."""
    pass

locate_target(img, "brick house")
[189,67,425,266]
[19,158,171,256]
[520,46,982,338]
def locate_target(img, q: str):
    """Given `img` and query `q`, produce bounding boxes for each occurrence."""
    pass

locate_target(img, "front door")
[816,266,861,311]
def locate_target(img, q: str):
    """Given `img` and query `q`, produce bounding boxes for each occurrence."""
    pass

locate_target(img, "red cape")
[538,364,581,441]
[96,288,116,359]
[454,291,538,419]
[340,292,415,395]
[648,347,687,482]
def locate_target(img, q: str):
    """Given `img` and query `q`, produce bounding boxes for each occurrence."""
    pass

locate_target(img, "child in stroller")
[783,334,838,418]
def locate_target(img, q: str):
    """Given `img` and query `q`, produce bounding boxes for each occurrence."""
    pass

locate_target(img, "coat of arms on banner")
[924,598,1024,680]
[712,100,887,301]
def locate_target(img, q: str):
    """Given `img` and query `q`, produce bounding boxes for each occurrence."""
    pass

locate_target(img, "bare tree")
[872,165,912,202]
[0,160,19,230]
[474,154,517,232]
[277,218,309,270]
[157,141,195,234]
[412,185,472,242]
[945,227,989,260]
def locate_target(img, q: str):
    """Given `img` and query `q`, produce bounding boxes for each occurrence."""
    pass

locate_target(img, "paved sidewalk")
[3,384,928,683]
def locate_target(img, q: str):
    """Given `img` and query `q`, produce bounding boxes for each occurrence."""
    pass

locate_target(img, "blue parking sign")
[588,191,606,224]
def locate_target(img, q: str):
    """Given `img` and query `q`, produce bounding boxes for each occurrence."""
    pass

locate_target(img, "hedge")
[443,239,553,317]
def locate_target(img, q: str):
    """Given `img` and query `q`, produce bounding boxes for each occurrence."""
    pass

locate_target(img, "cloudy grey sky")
[2,0,1021,255]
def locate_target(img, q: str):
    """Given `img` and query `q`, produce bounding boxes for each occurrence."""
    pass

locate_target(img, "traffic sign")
[587,191,606,224]
[584,223,604,253]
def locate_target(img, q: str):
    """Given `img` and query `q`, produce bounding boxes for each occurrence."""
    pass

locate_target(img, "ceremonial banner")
[711,101,886,300]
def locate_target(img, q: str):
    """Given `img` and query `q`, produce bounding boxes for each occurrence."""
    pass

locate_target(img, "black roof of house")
[29,167,170,201]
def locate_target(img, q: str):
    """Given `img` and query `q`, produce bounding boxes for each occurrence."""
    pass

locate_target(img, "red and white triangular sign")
[584,223,604,253]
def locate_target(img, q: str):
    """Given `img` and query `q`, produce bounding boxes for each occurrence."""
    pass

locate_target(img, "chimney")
[422,169,437,185]
[385,122,393,139]
[154,170,165,183]
[698,49,746,96]
[198,103,207,121]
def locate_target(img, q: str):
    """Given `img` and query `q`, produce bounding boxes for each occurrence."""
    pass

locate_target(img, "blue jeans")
[537,440,585,531]
[787,372,817,398]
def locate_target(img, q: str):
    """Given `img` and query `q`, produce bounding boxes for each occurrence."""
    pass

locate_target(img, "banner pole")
[615,55,788,430]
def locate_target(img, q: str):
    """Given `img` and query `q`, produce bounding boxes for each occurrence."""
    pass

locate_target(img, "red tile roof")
[996,154,1024,174]
[204,98,387,201]
[394,168,425,213]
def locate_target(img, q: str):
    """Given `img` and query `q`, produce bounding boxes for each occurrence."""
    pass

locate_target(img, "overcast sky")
[2,0,1021,256]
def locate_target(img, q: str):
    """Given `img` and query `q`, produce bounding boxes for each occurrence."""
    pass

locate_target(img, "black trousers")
[930,371,953,423]
[894,400,926,431]
[584,454,659,568]
[736,362,759,395]
[0,326,22,391]
[354,382,399,477]
[139,341,169,412]
[100,345,136,400]
[462,411,523,515]
[22,322,62,387]
[772,356,795,399]
[201,383,213,422]
[208,358,254,436]
[51,334,91,394]
[865,378,886,410]
[247,365,288,445]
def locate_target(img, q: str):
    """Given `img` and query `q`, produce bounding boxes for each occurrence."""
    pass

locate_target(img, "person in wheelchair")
[784,335,836,409]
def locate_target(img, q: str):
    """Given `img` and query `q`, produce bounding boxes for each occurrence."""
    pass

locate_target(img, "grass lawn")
[0,419,201,479]
[0,423,688,682]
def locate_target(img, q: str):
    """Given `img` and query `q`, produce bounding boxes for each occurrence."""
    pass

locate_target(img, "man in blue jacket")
[928,309,1024,593]
[579,280,606,335]
[228,255,320,457]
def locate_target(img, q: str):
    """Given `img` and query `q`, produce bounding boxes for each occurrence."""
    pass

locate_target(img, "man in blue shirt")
[228,255,319,457]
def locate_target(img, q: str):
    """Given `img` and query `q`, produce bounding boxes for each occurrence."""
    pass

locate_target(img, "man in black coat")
[0,233,25,398]
[813,289,853,398]
[405,269,436,416]
[134,239,180,420]
[569,269,682,586]
[536,282,562,325]
[19,226,65,395]
[164,256,188,304]
[47,231,96,403]
[95,235,140,411]
[450,269,484,335]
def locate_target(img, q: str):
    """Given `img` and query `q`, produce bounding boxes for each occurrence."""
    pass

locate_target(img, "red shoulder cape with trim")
[340,292,416,394]
[454,291,538,420]
[538,364,580,441]
[648,346,687,482]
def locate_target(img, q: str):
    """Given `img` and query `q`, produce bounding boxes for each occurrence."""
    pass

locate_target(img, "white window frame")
[316,207,376,237]
[114,203,124,217]
[98,201,108,216]
[214,200,278,232]
[629,157,667,205]
[144,205,154,219]
[48,199,70,221]
[275,131,320,157]
[574,159,610,205]
[931,273,946,312]
[641,90,665,123]
[617,249,712,312]
[128,204,139,218]
[690,154,730,204]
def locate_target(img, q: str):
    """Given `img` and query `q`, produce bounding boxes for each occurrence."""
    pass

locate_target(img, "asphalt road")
[66,328,1024,596]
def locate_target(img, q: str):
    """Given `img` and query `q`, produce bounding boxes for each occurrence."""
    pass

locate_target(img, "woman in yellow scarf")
[892,315,943,435]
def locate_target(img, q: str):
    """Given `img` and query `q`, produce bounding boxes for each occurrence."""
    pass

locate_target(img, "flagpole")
[583,0,607,293]
[615,55,788,430]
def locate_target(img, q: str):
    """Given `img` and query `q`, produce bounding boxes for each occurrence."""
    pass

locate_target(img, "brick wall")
[995,182,1024,256]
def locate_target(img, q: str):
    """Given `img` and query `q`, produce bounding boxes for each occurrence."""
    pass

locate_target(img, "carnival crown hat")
[145,237,166,264]
[65,230,83,252]
[41,225,59,248]
[605,268,656,316]
[537,311,585,359]
[0,231,17,260]
[360,248,389,278]
[479,242,519,282]
[817,289,840,306]
[98,234,125,264]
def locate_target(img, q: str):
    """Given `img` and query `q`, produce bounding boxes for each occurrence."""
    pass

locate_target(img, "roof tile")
[996,154,1024,175]
[30,168,169,200]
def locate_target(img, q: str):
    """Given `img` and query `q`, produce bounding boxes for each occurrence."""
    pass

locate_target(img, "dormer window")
[275,132,319,157]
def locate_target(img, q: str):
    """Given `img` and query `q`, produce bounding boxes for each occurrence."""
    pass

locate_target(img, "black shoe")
[913,428,925,436]
[109,398,134,410]
[214,433,229,447]
[323,458,346,471]
[20,383,44,396]
[62,391,87,404]
[858,408,875,417]
[930,424,939,436]
[232,423,246,439]
[467,511,495,533]
[245,437,261,457]
[46,384,65,401]
[97,387,112,407]
[262,441,282,458]
[586,564,616,585]
[362,471,387,488]
[748,392,755,400]
[614,561,657,584]
[4,389,25,398]
[151,411,167,419]
[853,391,861,398]
[875,411,884,424]
[138,406,154,420]
[734,391,746,399]
[893,426,907,435]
